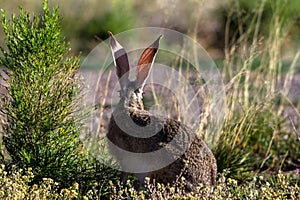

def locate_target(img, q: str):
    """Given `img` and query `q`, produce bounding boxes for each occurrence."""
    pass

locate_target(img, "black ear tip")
[152,34,163,48]
[108,31,116,47]
[156,34,163,43]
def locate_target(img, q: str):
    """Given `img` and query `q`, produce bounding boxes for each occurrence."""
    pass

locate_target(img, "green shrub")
[0,0,120,195]
[0,0,82,184]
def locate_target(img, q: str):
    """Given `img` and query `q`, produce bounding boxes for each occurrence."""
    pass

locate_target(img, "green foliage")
[76,0,136,53]
[0,1,121,193]
[0,0,82,184]
[81,1,136,38]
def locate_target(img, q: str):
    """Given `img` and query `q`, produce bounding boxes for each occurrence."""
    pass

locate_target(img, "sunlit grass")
[0,166,299,199]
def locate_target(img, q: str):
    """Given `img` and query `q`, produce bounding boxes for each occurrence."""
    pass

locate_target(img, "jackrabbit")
[107,32,217,190]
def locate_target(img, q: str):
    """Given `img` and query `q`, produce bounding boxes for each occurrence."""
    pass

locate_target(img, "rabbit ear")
[136,35,162,90]
[109,32,130,91]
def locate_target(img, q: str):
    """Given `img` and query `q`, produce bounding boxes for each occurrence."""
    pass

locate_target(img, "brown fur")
[107,33,217,190]
[107,87,217,190]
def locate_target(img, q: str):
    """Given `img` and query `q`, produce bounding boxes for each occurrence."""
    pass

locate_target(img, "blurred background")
[1,0,299,59]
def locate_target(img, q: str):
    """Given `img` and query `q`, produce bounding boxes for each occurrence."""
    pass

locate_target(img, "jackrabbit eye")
[134,88,140,94]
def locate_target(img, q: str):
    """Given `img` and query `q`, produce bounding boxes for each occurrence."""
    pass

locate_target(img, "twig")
[288,116,300,142]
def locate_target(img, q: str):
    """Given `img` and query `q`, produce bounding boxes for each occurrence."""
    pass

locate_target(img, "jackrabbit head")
[109,32,162,110]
